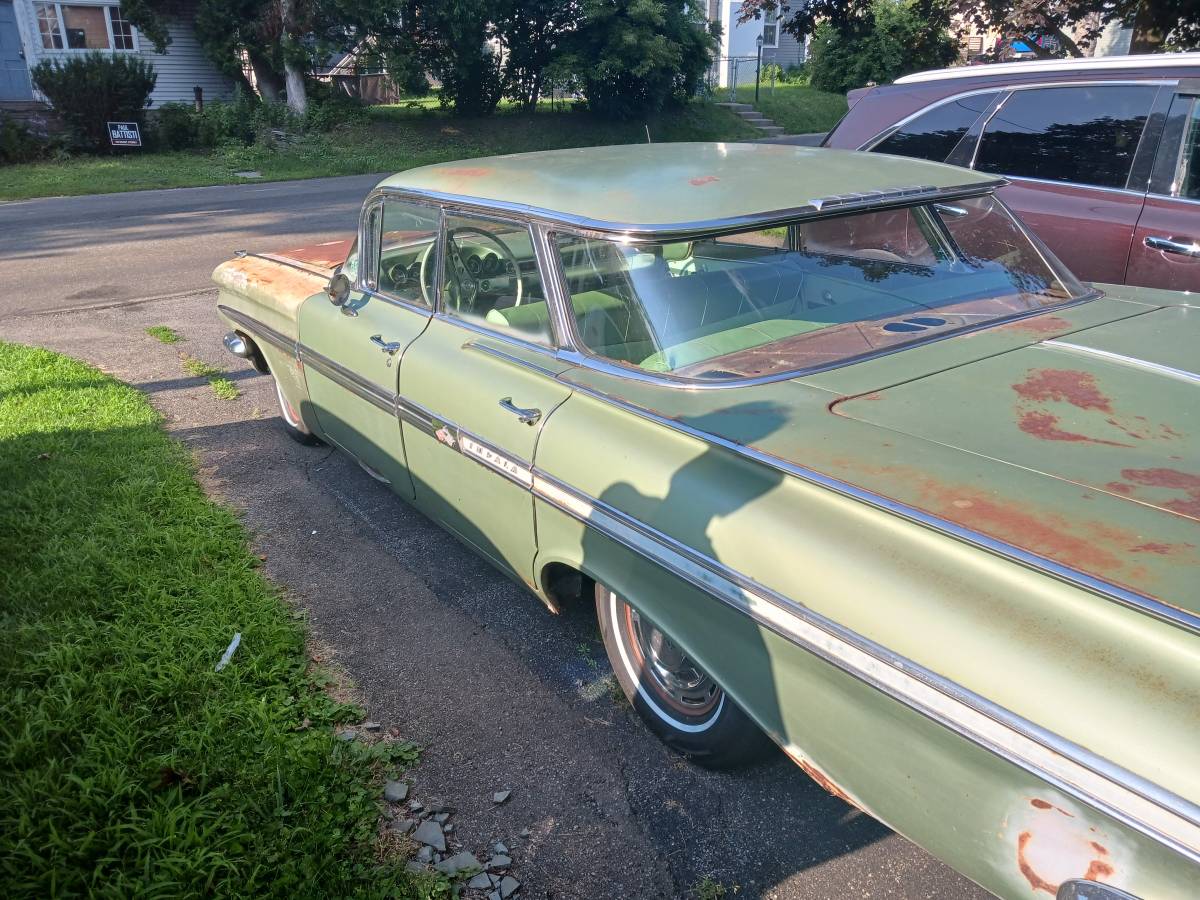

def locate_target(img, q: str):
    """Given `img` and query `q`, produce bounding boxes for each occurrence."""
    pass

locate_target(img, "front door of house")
[0,1,33,101]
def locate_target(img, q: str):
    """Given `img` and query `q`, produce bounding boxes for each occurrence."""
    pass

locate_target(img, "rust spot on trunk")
[1006,315,1072,335]
[1013,369,1113,412]
[1131,542,1178,555]
[689,175,720,186]
[1017,832,1058,894]
[1083,860,1115,881]
[1120,467,1200,520]
[1017,411,1130,447]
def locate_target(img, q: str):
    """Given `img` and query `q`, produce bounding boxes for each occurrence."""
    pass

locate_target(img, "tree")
[560,0,716,119]
[741,0,1200,60]
[804,0,958,93]
[493,0,581,110]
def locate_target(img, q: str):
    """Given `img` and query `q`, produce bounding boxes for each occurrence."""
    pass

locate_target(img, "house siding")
[763,28,805,70]
[14,0,234,107]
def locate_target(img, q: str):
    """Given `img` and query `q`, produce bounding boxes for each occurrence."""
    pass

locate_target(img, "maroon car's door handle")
[1144,235,1200,259]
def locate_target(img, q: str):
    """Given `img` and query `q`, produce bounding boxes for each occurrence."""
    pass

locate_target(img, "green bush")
[152,103,199,151]
[31,52,155,152]
[807,0,958,95]
[0,116,48,164]
[565,0,716,119]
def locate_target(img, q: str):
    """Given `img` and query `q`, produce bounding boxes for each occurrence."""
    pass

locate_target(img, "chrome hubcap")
[627,607,720,715]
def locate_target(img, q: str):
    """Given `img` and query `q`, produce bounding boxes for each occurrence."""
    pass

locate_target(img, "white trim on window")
[762,8,779,49]
[32,1,140,53]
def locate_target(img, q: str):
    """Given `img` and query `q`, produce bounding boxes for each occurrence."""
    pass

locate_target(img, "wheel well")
[539,562,595,610]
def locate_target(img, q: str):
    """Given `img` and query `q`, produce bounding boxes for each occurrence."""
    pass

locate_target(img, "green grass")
[734,83,848,135]
[0,343,447,898]
[146,325,182,344]
[181,354,223,379]
[1,100,760,201]
[210,376,240,401]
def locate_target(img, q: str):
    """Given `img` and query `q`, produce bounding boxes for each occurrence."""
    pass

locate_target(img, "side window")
[441,214,552,346]
[1176,98,1200,199]
[975,85,1157,189]
[376,200,440,308]
[873,91,999,162]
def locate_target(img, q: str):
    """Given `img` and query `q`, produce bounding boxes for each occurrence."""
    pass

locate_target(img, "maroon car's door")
[970,83,1160,285]
[995,180,1144,285]
[1126,89,1200,291]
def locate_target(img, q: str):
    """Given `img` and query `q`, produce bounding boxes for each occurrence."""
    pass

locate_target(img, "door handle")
[499,397,542,425]
[370,334,403,353]
[1144,235,1200,259]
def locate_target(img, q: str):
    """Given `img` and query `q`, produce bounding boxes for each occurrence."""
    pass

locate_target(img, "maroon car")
[822,53,1200,291]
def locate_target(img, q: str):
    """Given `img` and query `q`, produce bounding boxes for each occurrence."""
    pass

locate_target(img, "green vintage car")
[214,143,1199,899]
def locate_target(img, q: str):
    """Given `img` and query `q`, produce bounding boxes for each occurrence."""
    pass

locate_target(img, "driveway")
[0,179,990,899]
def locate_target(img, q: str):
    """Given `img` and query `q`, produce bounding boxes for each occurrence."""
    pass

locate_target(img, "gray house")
[708,1,807,87]
[0,0,233,106]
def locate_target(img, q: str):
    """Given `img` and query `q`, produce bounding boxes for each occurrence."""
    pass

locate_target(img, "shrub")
[564,0,716,119]
[0,116,47,164]
[31,53,155,152]
[153,103,200,151]
[807,0,958,95]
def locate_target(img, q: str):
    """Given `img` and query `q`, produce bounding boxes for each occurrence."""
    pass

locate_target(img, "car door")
[1127,85,1200,291]
[398,210,574,585]
[298,196,440,497]
[969,83,1160,284]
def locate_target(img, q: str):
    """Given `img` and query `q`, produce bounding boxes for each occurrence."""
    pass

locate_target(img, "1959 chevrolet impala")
[214,143,1198,899]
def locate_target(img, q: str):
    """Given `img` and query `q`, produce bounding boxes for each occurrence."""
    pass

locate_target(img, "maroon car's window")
[975,84,1156,190]
[1179,100,1200,199]
[873,92,999,162]
[553,196,1088,381]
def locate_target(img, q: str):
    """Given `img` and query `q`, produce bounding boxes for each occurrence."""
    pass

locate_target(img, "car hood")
[824,300,1199,612]
[264,237,354,273]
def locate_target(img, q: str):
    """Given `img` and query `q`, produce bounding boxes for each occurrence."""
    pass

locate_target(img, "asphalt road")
[0,179,991,899]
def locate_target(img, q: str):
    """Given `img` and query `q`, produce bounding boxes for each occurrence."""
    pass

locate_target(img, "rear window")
[553,196,1087,381]
[873,92,1000,162]
[975,84,1156,189]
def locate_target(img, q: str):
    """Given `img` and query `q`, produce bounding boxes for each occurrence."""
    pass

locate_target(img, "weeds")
[145,325,182,343]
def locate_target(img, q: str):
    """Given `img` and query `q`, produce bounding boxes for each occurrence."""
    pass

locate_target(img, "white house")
[0,0,234,106]
[708,1,807,88]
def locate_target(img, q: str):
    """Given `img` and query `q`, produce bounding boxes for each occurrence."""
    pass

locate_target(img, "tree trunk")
[1129,2,1165,54]
[248,50,284,103]
[278,0,308,116]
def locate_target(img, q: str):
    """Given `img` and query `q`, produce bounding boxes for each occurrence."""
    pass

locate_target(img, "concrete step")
[715,102,753,110]
[757,125,786,135]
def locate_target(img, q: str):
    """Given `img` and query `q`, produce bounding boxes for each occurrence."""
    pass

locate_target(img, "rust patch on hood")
[1013,368,1113,412]
[272,238,353,271]
[1016,410,1130,447]
[689,175,720,186]
[1002,315,1074,336]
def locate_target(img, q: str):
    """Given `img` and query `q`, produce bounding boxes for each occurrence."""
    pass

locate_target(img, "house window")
[762,9,779,48]
[33,2,139,52]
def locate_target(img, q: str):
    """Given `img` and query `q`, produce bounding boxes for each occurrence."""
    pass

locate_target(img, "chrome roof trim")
[1043,340,1200,384]
[560,378,1200,638]
[370,182,1006,240]
[532,469,1200,862]
[894,54,1200,85]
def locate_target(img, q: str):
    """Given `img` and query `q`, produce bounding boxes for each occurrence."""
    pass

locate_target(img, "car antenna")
[645,125,652,144]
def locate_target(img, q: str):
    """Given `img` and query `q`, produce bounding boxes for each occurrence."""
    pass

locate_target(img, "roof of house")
[375,143,1000,236]
[894,51,1200,85]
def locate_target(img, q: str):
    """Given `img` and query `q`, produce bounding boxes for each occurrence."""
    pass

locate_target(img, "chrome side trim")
[300,345,395,415]
[217,305,298,357]
[1043,340,1200,384]
[462,340,565,379]
[531,471,1200,863]
[558,378,1200,638]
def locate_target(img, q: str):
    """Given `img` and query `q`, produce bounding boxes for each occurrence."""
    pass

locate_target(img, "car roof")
[894,51,1200,85]
[375,143,1000,237]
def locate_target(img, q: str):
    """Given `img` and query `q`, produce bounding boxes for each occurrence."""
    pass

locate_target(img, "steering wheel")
[446,226,524,308]
[417,242,435,306]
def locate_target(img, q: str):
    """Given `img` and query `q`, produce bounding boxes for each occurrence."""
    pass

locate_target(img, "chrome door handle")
[499,397,541,425]
[1144,235,1200,258]
[370,334,403,354]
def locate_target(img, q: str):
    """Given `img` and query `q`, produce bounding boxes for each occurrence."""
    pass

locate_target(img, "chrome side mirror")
[326,272,351,307]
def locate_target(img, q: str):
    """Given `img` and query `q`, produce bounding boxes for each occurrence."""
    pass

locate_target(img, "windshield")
[553,195,1089,380]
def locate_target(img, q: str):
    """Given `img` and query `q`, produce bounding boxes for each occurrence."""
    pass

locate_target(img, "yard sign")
[107,122,142,147]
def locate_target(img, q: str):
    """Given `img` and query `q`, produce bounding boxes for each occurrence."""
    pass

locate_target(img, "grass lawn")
[1,101,760,201]
[0,343,444,897]
[734,83,848,135]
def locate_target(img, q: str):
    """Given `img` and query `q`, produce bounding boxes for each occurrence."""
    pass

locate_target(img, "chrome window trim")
[216,304,1200,864]
[461,339,566,379]
[858,86,1007,152]
[360,195,445,309]
[1002,175,1148,199]
[369,183,1008,242]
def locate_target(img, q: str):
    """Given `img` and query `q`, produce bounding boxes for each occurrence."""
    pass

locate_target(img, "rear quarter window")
[974,84,1157,189]
[873,92,1000,161]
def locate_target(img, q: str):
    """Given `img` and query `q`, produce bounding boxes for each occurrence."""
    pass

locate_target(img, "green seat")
[486,289,655,362]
